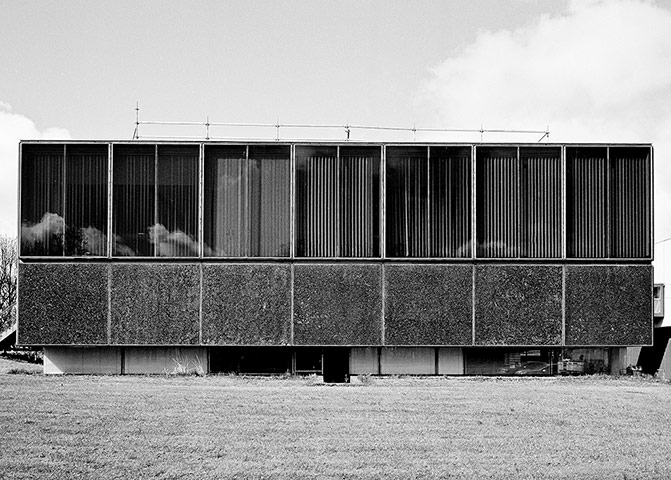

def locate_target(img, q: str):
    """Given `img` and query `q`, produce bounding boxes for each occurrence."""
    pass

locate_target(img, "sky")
[1,0,671,279]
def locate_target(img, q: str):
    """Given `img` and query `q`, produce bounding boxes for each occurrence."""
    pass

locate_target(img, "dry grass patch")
[1,375,670,479]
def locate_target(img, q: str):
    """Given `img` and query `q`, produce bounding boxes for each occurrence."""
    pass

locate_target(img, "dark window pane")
[385,146,428,257]
[156,145,199,257]
[296,146,339,257]
[20,144,64,256]
[339,146,379,257]
[520,147,561,258]
[296,146,379,257]
[249,145,291,257]
[204,145,247,256]
[476,147,519,258]
[65,145,108,256]
[610,147,651,258]
[429,146,471,258]
[112,145,155,256]
[567,147,608,258]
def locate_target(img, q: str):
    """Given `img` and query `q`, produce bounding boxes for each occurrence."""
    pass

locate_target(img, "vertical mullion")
[108,144,113,258]
[154,145,158,258]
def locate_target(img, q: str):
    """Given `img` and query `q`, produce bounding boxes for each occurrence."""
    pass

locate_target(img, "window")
[204,145,290,257]
[567,146,651,258]
[386,146,471,258]
[113,144,199,257]
[296,145,380,257]
[21,144,108,257]
[476,146,561,258]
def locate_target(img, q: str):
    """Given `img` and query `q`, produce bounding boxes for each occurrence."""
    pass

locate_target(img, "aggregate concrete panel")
[293,264,382,345]
[18,263,108,345]
[565,265,652,346]
[44,347,121,374]
[380,347,435,375]
[474,265,563,345]
[202,264,291,345]
[384,264,472,345]
[111,264,200,345]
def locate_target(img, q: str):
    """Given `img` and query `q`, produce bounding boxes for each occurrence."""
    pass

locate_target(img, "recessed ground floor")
[42,345,647,380]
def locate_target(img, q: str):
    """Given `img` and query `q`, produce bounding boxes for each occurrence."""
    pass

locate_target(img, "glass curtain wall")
[20,145,65,256]
[21,144,108,257]
[296,145,380,257]
[112,144,198,257]
[64,145,108,256]
[204,145,290,257]
[476,146,561,258]
[386,146,471,258]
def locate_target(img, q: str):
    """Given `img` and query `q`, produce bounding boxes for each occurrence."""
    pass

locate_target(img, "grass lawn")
[1,370,670,479]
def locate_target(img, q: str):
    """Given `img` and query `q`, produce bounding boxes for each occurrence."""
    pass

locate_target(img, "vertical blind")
[156,146,199,257]
[476,148,519,258]
[248,146,291,257]
[386,146,471,258]
[610,147,651,258]
[567,148,608,258]
[521,148,562,258]
[204,145,291,257]
[20,145,64,256]
[113,145,155,256]
[429,147,472,257]
[65,145,108,256]
[296,146,379,257]
[20,142,652,259]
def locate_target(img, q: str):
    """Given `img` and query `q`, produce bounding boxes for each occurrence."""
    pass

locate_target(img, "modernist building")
[17,141,653,378]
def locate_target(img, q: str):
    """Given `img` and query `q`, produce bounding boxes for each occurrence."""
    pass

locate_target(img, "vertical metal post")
[199,143,204,258]
[154,144,158,257]
[380,145,386,259]
[134,102,139,139]
[562,145,566,260]
[107,143,113,258]
[62,144,67,256]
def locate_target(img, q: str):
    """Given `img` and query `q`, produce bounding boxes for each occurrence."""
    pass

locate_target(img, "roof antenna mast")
[133,102,140,139]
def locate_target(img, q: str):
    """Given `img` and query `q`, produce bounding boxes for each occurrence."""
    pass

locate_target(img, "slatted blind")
[610,147,651,258]
[567,148,608,258]
[156,146,199,257]
[20,145,64,256]
[429,147,472,258]
[521,148,561,258]
[248,146,291,257]
[476,147,519,258]
[65,145,108,256]
[386,147,428,257]
[296,146,379,257]
[112,145,155,256]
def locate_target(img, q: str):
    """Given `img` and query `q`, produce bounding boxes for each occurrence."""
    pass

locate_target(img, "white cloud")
[0,103,71,237]
[419,0,671,280]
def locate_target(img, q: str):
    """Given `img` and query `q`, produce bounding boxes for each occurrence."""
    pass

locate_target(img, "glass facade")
[19,142,652,260]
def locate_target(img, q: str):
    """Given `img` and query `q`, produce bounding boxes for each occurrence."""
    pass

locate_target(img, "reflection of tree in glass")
[149,224,200,257]
[20,212,64,256]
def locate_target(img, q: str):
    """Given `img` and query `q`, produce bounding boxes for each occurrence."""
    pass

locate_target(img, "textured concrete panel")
[111,264,200,345]
[384,265,472,345]
[438,347,464,375]
[380,347,435,375]
[44,347,121,374]
[202,264,291,345]
[19,263,108,345]
[124,347,207,374]
[294,264,382,345]
[475,265,562,345]
[565,265,652,346]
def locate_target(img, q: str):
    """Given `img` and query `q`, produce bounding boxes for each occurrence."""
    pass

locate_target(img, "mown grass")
[1,374,670,479]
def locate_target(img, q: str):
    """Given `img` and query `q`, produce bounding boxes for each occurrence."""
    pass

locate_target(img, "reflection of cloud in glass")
[149,224,201,257]
[21,212,65,254]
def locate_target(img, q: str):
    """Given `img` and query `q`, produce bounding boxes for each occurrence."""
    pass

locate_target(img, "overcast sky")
[2,0,670,278]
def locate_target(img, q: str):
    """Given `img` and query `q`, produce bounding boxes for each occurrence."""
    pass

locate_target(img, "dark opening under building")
[17,141,653,377]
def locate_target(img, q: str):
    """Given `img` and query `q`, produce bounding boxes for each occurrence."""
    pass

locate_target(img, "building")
[17,141,653,378]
